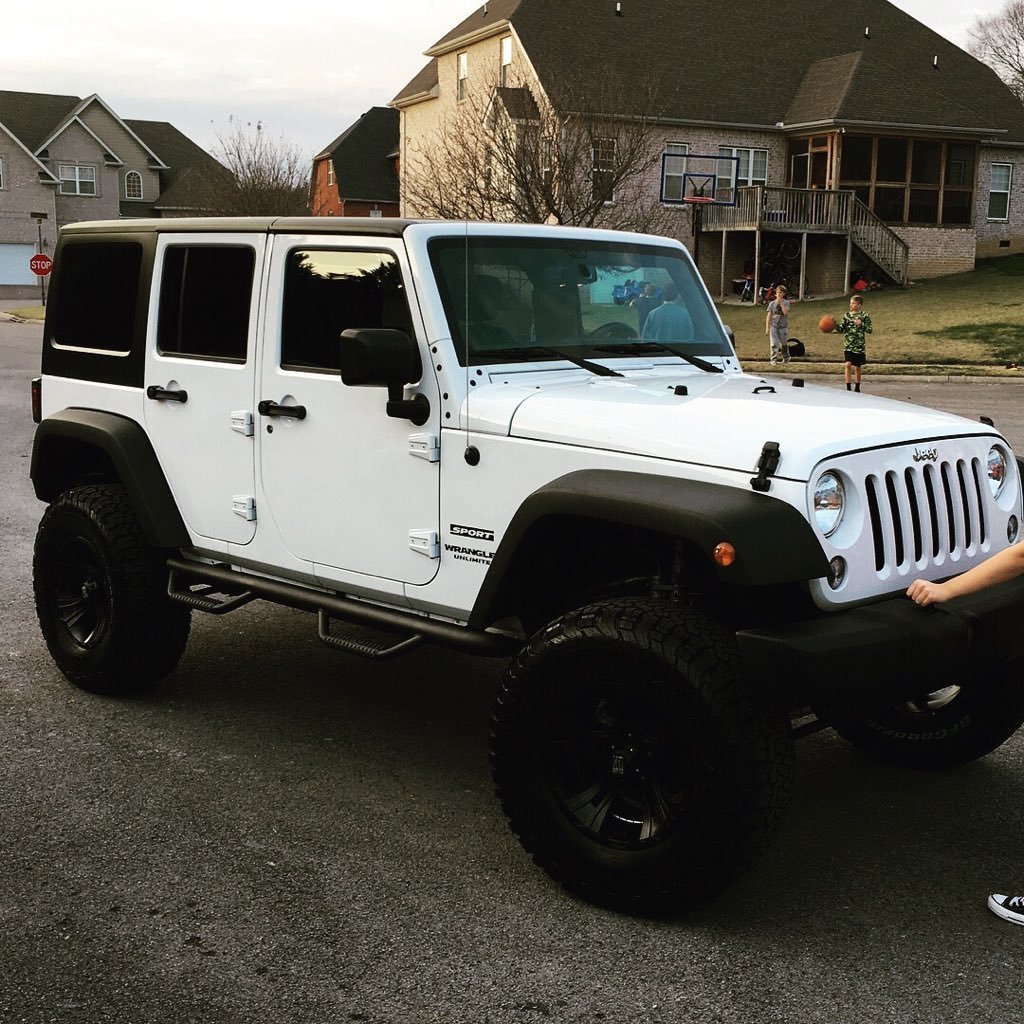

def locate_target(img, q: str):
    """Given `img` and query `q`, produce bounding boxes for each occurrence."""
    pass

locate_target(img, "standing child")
[764,284,791,366]
[834,294,872,392]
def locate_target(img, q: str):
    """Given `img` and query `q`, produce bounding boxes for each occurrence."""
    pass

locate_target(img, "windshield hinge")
[750,442,781,492]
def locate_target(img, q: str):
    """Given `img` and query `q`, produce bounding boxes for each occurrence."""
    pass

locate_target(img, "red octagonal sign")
[29,253,53,276]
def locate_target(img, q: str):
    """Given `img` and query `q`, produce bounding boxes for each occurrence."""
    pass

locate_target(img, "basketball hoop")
[681,195,715,204]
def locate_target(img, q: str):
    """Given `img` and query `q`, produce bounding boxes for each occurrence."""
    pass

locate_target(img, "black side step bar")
[165,557,518,658]
[317,611,423,660]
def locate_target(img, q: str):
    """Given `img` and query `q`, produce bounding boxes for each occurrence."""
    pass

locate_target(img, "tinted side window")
[51,242,142,352]
[281,249,414,372]
[158,245,255,362]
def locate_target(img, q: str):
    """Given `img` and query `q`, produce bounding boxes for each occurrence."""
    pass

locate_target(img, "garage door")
[0,244,36,286]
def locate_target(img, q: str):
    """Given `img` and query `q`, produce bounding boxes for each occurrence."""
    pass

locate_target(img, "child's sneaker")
[988,893,1024,925]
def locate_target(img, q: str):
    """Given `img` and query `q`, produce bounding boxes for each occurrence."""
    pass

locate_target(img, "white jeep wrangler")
[30,217,1024,910]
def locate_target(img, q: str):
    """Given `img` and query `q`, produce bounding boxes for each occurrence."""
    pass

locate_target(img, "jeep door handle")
[146,385,188,403]
[258,400,307,420]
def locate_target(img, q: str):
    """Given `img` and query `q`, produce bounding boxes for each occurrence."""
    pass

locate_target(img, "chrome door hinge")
[409,433,439,462]
[408,529,439,558]
[231,410,255,437]
[232,495,257,521]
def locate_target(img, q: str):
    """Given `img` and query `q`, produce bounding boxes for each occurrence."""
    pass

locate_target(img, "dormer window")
[124,170,143,200]
[457,52,468,101]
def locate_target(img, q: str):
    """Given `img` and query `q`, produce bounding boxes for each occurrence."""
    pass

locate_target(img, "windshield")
[429,236,732,367]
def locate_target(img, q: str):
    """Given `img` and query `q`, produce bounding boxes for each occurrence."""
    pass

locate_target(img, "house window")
[328,160,335,187]
[59,164,96,196]
[59,164,97,196]
[593,137,616,203]
[0,158,4,190]
[500,36,512,86]
[124,170,143,200]
[717,147,767,203]
[661,143,689,202]
[989,163,1012,221]
[457,52,468,101]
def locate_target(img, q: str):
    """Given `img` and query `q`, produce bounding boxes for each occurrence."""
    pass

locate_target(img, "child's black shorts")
[844,350,867,367]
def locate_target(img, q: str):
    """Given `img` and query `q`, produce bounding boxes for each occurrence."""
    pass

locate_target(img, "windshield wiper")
[593,342,724,374]
[475,346,623,377]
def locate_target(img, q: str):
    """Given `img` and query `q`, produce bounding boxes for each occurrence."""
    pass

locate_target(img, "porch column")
[844,234,852,297]
[720,230,727,300]
[799,232,807,300]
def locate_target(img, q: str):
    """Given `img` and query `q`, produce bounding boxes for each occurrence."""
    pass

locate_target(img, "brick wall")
[976,146,1024,259]
[894,225,976,278]
[0,134,57,295]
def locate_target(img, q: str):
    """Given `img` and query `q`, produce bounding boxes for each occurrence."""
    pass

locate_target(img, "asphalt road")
[3,318,1024,1024]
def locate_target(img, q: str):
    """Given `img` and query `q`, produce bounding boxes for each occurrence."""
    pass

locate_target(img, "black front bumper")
[736,575,1024,714]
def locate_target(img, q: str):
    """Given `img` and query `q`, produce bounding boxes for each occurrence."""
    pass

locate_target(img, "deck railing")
[701,186,909,286]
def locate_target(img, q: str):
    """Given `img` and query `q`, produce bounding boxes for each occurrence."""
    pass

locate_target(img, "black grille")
[865,458,987,572]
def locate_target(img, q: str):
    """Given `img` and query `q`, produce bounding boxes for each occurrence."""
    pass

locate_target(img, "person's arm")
[907,543,1024,605]
[765,308,771,334]
[862,313,873,334]
[834,314,847,334]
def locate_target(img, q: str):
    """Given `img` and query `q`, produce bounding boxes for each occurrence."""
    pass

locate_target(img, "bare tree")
[201,118,312,216]
[403,70,679,235]
[969,0,1024,102]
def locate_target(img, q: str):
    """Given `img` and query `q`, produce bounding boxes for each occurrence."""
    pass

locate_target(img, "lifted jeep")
[30,217,1024,911]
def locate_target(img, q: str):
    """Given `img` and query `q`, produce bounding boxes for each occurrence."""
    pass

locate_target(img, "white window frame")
[457,52,468,101]
[661,143,689,202]
[0,157,4,190]
[327,160,335,187]
[988,162,1012,221]
[59,163,97,196]
[500,36,512,86]
[593,137,617,203]
[717,146,768,203]
[124,170,143,200]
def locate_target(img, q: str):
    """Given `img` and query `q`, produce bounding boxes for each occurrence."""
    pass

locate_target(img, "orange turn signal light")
[713,542,736,567]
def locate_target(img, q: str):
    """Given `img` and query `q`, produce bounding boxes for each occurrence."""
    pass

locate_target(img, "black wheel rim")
[542,676,700,849]
[52,537,111,649]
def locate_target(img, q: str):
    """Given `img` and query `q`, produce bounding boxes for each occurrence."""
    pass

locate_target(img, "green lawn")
[5,305,45,320]
[719,253,1024,376]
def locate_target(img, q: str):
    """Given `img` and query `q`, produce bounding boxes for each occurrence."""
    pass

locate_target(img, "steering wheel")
[589,321,638,340]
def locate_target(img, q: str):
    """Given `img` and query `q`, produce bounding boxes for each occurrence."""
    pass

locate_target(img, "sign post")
[30,212,49,306]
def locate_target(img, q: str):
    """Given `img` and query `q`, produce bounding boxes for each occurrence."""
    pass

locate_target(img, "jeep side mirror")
[340,328,430,426]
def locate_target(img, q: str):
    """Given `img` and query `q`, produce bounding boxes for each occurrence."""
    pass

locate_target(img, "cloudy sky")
[0,0,1010,160]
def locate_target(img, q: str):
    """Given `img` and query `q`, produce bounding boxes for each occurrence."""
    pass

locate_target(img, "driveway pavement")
[4,316,1024,1024]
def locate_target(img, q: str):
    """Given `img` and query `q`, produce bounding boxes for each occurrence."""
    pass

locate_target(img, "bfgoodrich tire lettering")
[836,672,1024,768]
[33,485,191,695]
[489,598,793,910]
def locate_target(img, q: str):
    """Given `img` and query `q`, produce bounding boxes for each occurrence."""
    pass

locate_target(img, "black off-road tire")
[836,670,1024,769]
[489,598,793,911]
[33,485,191,695]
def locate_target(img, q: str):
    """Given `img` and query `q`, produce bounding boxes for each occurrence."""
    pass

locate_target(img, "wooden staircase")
[701,186,910,297]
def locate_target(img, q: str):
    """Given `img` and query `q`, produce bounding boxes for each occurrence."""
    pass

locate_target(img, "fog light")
[827,556,847,590]
[1009,516,1020,544]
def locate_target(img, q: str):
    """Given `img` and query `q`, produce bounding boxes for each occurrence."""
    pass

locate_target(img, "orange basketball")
[819,314,836,334]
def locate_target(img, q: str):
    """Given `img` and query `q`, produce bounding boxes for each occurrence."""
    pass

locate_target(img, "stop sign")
[29,253,53,277]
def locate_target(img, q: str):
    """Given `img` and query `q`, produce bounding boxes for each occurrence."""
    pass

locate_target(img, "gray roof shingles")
[316,107,399,203]
[405,0,1024,144]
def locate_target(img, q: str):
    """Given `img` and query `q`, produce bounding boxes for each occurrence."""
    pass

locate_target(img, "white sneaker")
[988,893,1024,925]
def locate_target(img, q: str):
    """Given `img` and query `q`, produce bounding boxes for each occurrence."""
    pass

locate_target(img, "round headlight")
[813,471,845,537]
[988,446,1008,498]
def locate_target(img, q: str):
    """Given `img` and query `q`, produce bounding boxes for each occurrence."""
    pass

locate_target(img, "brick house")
[393,0,1024,297]
[310,106,400,218]
[0,90,225,297]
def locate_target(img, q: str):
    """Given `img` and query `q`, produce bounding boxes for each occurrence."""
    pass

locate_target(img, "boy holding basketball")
[833,295,872,392]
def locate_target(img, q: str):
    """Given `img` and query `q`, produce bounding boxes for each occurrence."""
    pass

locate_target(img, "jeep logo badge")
[913,446,938,463]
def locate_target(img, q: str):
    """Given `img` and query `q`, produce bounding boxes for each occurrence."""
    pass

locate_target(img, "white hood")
[462,368,994,480]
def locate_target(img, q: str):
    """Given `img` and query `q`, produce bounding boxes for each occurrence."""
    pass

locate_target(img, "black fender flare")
[31,408,188,548]
[469,469,828,628]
